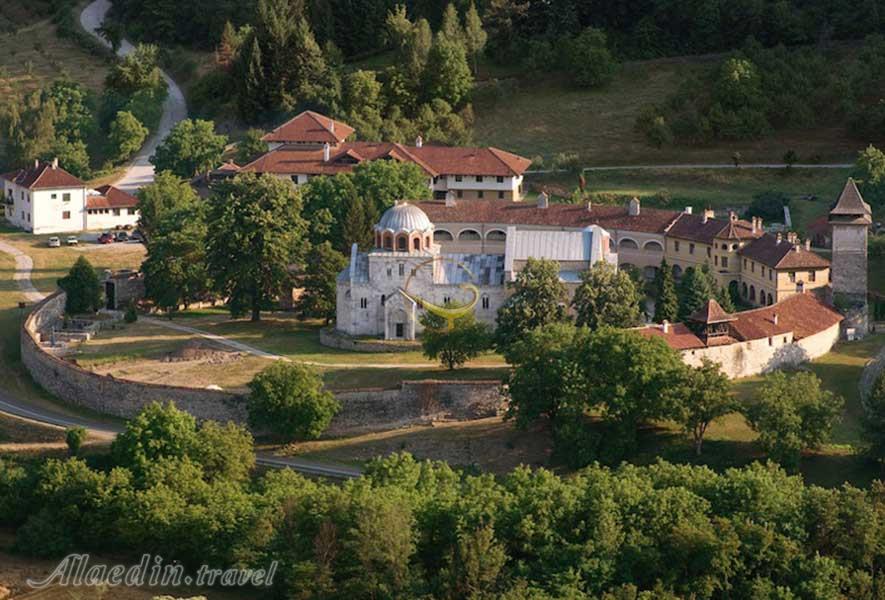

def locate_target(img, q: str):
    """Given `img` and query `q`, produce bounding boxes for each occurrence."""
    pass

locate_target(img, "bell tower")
[829,178,872,338]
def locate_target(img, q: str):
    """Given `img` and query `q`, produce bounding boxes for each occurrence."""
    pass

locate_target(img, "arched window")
[619,238,639,250]
[742,282,748,298]
[768,293,774,305]
[413,237,421,250]
[486,229,507,241]
[643,240,664,252]
[397,235,408,251]
[750,285,756,302]
[672,264,683,280]
[434,230,454,242]
[458,229,481,241]
[383,233,393,250]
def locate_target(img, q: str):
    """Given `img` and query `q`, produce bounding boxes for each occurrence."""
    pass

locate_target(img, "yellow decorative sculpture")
[400,257,479,329]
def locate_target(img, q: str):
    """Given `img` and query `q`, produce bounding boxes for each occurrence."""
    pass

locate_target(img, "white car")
[47,237,61,248]
[66,236,79,246]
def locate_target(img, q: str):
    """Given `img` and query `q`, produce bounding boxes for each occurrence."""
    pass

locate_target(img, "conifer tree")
[677,266,712,322]
[215,21,239,70]
[439,4,463,43]
[653,259,679,323]
[237,36,266,120]
[463,2,487,74]
[341,195,377,251]
[296,242,347,323]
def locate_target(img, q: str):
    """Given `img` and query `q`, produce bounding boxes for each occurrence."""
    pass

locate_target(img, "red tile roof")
[666,213,761,244]
[262,111,354,145]
[86,185,138,209]
[640,293,842,352]
[417,199,681,234]
[738,235,830,269]
[242,142,531,179]
[2,161,86,190]
[690,299,736,324]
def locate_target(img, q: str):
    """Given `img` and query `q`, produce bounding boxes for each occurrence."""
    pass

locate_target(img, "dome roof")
[375,202,433,233]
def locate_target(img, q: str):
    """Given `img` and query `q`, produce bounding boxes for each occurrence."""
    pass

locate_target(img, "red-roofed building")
[3,159,88,233]
[242,112,531,201]
[84,185,140,230]
[637,293,843,378]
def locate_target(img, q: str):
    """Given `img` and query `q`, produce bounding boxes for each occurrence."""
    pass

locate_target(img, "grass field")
[473,52,884,166]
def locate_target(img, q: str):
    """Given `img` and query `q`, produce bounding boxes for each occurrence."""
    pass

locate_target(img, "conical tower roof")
[829,178,872,225]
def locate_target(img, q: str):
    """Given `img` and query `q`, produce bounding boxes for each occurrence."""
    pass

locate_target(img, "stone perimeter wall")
[21,292,504,435]
[319,326,420,353]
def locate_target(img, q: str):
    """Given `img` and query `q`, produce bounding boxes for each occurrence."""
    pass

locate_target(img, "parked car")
[65,236,78,246]
[130,230,145,243]
[115,231,130,242]
[47,236,61,248]
[98,232,115,244]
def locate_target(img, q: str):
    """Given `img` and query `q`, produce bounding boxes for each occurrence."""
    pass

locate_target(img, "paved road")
[79,0,188,193]
[0,244,360,480]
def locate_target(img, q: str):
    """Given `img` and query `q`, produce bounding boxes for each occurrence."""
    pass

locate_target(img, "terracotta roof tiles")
[262,111,354,144]
[738,235,830,269]
[2,161,86,190]
[86,185,138,209]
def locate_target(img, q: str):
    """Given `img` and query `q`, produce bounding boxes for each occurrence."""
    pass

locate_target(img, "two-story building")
[2,160,139,234]
[242,111,531,200]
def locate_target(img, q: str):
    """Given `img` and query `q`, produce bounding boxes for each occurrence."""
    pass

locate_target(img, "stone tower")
[829,178,872,338]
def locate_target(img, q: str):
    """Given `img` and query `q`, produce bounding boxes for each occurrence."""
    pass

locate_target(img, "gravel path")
[79,0,188,192]
[0,240,46,303]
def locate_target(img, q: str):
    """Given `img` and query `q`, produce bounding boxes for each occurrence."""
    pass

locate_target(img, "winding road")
[0,3,359,480]
[79,0,188,192]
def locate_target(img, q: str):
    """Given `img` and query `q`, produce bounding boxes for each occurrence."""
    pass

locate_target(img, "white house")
[2,160,139,234]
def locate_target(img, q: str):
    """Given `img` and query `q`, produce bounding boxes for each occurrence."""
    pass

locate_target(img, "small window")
[51,193,57,199]
[768,337,773,346]
[743,259,747,268]
[789,272,796,283]
[62,193,71,202]
[62,211,70,220]
[674,241,680,252]
[291,175,300,184]
[498,191,504,199]
[769,270,773,281]
[455,175,463,182]
[128,208,136,215]
[395,323,404,338]
[482,295,490,309]
[707,247,712,258]
[722,257,728,268]
[381,294,386,305]
[721,243,727,250]
[496,176,504,183]
[360,298,368,309]
[689,243,695,255]
[478,191,484,199]
[443,296,451,305]
[809,271,816,282]
[476,175,483,182]
[386,266,392,278]
[457,190,463,199]
[751,262,755,273]
[113,209,121,216]
[398,263,405,277]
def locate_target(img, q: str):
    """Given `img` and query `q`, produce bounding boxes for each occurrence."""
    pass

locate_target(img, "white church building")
[336,200,616,340]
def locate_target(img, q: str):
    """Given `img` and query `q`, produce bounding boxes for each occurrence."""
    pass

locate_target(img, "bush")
[247,362,340,440]
[563,28,617,88]
[14,508,76,557]
[109,110,148,163]
[65,427,87,456]
[58,256,101,315]
[124,301,138,323]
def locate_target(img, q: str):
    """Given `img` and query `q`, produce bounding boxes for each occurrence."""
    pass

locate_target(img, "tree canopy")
[572,261,644,330]
[247,361,339,439]
[150,119,228,178]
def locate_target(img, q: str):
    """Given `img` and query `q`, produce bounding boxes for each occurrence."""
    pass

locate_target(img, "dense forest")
[108,0,885,60]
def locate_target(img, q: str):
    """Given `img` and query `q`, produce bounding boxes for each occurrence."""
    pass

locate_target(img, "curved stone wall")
[319,326,420,353]
[21,292,505,434]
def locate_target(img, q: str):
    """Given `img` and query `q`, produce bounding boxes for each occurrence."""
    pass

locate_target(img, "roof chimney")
[51,157,58,169]
[772,313,779,325]
[445,190,456,207]
[323,142,331,162]
[805,239,811,251]
[628,197,640,216]
[330,120,335,133]
[751,217,758,233]
[662,320,670,333]
[415,135,423,148]
[776,232,783,244]
[34,159,39,169]
[702,208,715,223]
[537,191,549,209]
[729,211,737,222]
[684,206,693,215]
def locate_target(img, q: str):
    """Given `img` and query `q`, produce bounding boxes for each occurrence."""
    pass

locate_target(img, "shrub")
[65,427,87,456]
[58,256,101,315]
[14,508,76,557]
[247,362,340,440]
[124,301,138,323]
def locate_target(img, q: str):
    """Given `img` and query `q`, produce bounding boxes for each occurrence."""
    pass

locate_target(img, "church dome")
[375,202,433,233]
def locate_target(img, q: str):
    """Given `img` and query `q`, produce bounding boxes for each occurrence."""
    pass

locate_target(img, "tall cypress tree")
[653,259,679,323]
[677,267,712,322]
[237,36,267,120]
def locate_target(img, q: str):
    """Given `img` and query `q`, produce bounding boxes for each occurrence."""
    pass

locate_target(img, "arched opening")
[396,235,407,251]
[619,238,639,250]
[383,232,393,250]
[412,237,421,250]
[742,282,748,298]
[486,229,507,241]
[458,229,481,241]
[672,264,683,280]
[425,236,431,247]
[728,280,739,301]
[749,285,756,302]
[434,230,453,242]
[643,240,664,252]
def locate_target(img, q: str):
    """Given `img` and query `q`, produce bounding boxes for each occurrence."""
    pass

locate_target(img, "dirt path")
[0,240,46,303]
[79,0,188,192]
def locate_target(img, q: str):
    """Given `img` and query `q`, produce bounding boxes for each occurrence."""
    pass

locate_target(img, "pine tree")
[677,267,712,322]
[237,36,266,120]
[463,1,487,75]
[423,35,473,107]
[653,259,679,323]
[700,263,735,313]
[439,3,463,43]
[341,196,377,251]
[215,21,239,69]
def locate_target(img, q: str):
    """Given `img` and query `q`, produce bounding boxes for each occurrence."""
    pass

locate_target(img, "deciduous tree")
[58,256,101,315]
[572,261,643,330]
[295,242,347,323]
[109,110,148,163]
[420,308,492,370]
[136,171,201,240]
[150,118,228,178]
[247,362,339,439]
[676,359,734,455]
